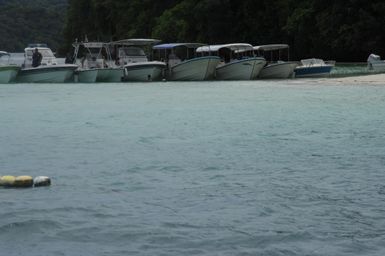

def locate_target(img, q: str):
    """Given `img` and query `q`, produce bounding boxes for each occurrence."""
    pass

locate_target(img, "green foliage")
[152,0,196,42]
[3,0,385,61]
[0,0,68,52]
[65,0,385,61]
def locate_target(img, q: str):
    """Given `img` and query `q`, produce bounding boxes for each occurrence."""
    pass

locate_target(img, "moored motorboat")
[294,58,334,78]
[72,41,123,83]
[96,68,124,82]
[123,62,166,81]
[110,39,166,81]
[75,69,98,83]
[367,53,385,72]
[259,61,299,79]
[196,43,266,80]
[16,44,77,83]
[253,44,298,79]
[0,51,20,83]
[153,43,220,81]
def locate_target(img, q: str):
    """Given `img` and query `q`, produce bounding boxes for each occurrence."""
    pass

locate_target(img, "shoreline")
[330,73,385,84]
[286,73,385,85]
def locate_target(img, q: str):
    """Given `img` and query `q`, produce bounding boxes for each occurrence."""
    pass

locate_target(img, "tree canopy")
[63,0,385,61]
[2,0,385,61]
[0,0,68,52]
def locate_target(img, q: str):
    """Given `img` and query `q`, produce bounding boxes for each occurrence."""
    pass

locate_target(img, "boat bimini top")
[110,39,161,46]
[72,42,108,49]
[196,43,254,53]
[253,44,289,51]
[153,43,206,50]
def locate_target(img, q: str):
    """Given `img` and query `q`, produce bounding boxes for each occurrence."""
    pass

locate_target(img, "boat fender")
[14,176,34,188]
[34,176,51,187]
[0,175,16,187]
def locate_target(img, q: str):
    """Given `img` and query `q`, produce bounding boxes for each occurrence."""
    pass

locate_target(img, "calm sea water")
[1,80,385,256]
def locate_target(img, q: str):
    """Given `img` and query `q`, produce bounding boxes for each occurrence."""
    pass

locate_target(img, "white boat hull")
[168,56,220,81]
[16,65,77,83]
[76,69,99,83]
[123,61,166,81]
[259,62,298,79]
[0,65,19,83]
[96,68,124,82]
[216,57,266,80]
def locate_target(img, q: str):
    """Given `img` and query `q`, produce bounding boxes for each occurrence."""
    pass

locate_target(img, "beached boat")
[153,43,220,81]
[367,54,385,72]
[196,43,266,80]
[72,41,123,83]
[0,51,19,83]
[16,44,77,83]
[110,39,166,82]
[294,58,334,78]
[253,44,298,79]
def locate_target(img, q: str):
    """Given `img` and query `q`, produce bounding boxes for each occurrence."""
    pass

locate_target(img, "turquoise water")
[331,63,369,77]
[1,81,385,256]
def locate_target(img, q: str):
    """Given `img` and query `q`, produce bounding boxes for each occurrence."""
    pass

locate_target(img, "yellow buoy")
[13,176,34,188]
[0,176,16,187]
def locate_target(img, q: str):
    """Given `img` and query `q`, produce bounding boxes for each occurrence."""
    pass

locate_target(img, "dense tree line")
[2,0,385,61]
[63,0,385,61]
[0,0,68,52]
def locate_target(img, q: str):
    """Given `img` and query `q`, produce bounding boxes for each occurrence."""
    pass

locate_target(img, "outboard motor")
[367,53,381,70]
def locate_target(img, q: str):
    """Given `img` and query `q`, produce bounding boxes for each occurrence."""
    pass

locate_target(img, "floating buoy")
[14,176,34,188]
[0,175,51,188]
[0,175,16,187]
[33,176,51,187]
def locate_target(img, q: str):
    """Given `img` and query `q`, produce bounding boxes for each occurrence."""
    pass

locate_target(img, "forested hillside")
[64,0,385,61]
[2,0,384,61]
[0,0,67,52]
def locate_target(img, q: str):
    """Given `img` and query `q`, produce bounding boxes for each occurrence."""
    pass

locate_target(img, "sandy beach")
[332,73,385,85]
[287,73,385,85]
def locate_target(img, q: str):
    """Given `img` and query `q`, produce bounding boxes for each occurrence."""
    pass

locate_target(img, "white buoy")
[33,176,51,187]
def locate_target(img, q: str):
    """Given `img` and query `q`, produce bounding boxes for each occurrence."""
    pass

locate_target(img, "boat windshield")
[119,47,146,57]
[301,58,325,66]
[26,49,55,58]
